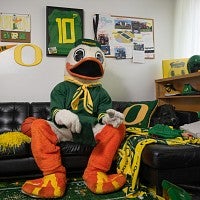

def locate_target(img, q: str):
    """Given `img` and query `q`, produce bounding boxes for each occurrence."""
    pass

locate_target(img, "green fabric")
[72,115,97,146]
[50,81,112,119]
[123,100,158,128]
[50,81,112,145]
[116,132,199,199]
[117,134,160,199]
[148,124,183,139]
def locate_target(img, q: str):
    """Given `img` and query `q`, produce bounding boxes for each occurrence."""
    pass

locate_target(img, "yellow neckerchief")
[64,76,101,114]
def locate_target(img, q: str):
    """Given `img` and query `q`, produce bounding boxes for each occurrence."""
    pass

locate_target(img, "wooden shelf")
[155,72,200,112]
[158,95,200,99]
[156,72,200,82]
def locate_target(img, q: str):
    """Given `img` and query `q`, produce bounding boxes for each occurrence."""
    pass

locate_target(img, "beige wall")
[0,0,175,102]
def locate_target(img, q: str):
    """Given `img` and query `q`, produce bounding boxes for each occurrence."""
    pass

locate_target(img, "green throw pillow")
[123,100,158,128]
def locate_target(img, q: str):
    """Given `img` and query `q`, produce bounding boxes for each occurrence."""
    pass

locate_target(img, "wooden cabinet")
[155,72,200,112]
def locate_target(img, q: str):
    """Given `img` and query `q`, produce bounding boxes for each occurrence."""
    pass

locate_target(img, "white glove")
[102,109,124,128]
[55,109,81,133]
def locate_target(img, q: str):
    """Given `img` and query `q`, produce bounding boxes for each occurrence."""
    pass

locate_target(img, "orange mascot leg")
[21,119,66,198]
[83,123,126,194]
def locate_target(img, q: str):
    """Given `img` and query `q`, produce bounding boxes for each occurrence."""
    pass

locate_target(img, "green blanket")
[116,127,200,199]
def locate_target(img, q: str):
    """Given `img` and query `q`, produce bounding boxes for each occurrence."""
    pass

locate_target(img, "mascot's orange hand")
[55,109,81,133]
[102,109,124,128]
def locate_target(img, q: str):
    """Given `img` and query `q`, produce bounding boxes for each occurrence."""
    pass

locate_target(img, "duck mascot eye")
[21,38,126,199]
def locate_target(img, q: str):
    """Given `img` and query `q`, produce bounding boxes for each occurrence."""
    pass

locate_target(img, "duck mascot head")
[21,38,126,198]
[65,39,105,80]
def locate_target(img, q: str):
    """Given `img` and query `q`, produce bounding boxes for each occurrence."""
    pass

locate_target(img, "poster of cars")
[0,13,31,43]
[93,14,155,59]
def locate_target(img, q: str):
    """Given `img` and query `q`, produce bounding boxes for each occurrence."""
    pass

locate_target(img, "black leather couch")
[0,101,199,196]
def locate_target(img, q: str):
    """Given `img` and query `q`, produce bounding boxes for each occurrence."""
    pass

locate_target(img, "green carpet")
[0,178,126,200]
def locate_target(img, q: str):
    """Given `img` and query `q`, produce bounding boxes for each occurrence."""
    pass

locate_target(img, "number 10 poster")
[46,6,84,56]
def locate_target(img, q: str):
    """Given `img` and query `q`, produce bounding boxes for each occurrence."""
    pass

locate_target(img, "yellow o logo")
[123,104,148,126]
[14,44,42,66]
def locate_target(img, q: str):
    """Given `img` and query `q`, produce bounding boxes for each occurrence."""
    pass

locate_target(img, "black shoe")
[164,84,181,96]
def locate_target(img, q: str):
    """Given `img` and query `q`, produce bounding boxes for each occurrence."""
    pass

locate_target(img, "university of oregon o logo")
[123,104,148,126]
[14,44,42,66]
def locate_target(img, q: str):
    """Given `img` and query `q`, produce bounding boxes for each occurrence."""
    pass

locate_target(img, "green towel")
[148,124,183,139]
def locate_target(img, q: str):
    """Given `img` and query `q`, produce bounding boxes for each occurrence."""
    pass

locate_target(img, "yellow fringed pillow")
[0,131,31,154]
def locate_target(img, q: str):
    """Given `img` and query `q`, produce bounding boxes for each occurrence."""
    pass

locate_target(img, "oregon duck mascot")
[21,38,126,198]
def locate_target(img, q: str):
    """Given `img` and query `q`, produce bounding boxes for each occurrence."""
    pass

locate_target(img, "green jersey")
[47,9,83,55]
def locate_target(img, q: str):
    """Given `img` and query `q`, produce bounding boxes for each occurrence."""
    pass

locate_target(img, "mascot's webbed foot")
[21,173,66,198]
[83,171,126,194]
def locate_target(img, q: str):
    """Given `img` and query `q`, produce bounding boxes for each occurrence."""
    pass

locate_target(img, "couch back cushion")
[0,102,30,134]
[30,102,51,120]
[0,101,157,134]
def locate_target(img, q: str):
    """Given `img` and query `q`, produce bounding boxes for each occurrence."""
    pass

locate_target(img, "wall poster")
[93,14,155,60]
[46,6,84,56]
[0,13,31,43]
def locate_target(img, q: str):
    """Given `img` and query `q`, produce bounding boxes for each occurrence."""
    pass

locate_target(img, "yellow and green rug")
[0,178,126,200]
[1,178,199,200]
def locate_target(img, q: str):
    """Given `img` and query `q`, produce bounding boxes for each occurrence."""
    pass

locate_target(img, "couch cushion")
[0,102,30,134]
[30,102,51,120]
[30,101,158,129]
[0,131,93,160]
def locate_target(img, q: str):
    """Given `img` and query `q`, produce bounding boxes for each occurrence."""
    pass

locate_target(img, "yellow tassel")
[0,132,31,152]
